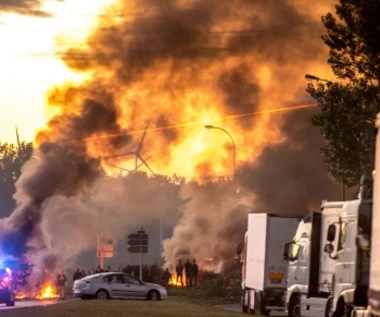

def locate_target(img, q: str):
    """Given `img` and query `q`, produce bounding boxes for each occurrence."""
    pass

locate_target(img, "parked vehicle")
[0,267,15,307]
[283,201,343,317]
[237,213,300,315]
[73,272,167,301]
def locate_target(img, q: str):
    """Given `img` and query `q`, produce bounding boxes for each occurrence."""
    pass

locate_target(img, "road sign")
[98,235,114,245]
[128,246,148,253]
[127,234,148,240]
[97,251,114,258]
[98,245,114,252]
[128,240,148,246]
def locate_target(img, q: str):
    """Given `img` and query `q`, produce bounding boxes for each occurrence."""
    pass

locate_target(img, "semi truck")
[359,113,380,317]
[237,213,300,315]
[283,201,344,317]
[322,198,371,317]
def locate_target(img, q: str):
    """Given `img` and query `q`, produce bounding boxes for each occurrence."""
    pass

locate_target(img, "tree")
[307,0,380,187]
[0,142,33,201]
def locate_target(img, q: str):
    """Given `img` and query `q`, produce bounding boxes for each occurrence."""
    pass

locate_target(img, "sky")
[0,0,116,143]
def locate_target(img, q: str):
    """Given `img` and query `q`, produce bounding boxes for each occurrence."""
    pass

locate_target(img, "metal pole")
[140,226,143,280]
[100,257,104,270]
[160,217,163,264]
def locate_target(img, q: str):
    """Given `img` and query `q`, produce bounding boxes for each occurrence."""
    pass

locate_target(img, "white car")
[73,272,167,301]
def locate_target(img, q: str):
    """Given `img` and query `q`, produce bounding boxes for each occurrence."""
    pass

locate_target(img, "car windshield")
[124,275,141,284]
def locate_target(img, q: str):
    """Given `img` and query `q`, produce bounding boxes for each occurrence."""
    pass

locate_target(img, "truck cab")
[283,202,343,317]
[321,199,371,317]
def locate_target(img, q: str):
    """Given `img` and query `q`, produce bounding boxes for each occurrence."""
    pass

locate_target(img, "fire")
[35,284,59,300]
[169,278,183,287]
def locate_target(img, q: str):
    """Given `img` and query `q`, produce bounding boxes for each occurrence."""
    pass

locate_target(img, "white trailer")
[239,214,300,315]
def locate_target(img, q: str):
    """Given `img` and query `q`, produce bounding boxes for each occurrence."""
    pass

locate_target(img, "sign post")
[97,233,115,269]
[128,227,148,280]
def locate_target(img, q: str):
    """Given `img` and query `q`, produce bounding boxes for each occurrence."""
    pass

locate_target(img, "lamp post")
[305,73,345,200]
[305,74,333,84]
[205,125,236,181]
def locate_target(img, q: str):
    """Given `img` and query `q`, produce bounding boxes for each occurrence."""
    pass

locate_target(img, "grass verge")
[1,298,240,317]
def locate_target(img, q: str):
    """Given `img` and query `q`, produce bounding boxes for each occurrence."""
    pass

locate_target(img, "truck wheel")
[289,295,301,317]
[248,291,254,314]
[241,291,248,313]
[326,297,334,317]
[261,298,270,316]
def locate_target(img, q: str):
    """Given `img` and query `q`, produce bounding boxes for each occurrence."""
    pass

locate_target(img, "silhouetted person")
[106,265,112,272]
[175,259,184,287]
[189,259,199,286]
[146,273,153,283]
[161,268,171,289]
[73,268,83,281]
[95,265,104,273]
[184,259,191,287]
[56,271,67,300]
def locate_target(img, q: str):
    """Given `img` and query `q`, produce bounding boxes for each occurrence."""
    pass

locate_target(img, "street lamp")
[305,74,333,84]
[205,125,236,181]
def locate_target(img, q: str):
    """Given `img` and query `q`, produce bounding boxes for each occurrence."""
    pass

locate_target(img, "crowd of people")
[161,259,199,288]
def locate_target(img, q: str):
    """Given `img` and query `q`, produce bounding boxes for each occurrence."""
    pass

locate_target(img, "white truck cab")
[283,202,343,317]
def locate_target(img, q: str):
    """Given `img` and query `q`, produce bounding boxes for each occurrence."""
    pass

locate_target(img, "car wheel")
[147,290,161,301]
[6,292,15,307]
[95,290,109,300]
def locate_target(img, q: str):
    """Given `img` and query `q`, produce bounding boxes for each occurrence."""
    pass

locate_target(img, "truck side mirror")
[283,242,291,261]
[327,224,336,242]
[236,243,242,255]
[324,243,334,254]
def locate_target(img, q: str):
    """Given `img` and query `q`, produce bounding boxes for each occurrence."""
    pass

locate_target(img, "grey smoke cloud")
[0,0,61,17]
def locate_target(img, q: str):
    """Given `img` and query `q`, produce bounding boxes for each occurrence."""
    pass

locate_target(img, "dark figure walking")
[189,259,199,287]
[184,259,191,287]
[161,268,171,289]
[73,268,83,281]
[56,271,67,299]
[175,259,184,287]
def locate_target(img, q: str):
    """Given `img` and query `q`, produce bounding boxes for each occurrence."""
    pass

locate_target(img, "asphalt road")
[0,299,64,310]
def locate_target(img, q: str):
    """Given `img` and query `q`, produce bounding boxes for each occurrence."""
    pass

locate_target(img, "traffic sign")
[98,235,114,245]
[98,245,114,252]
[128,240,148,246]
[127,234,148,240]
[128,246,148,253]
[97,251,114,258]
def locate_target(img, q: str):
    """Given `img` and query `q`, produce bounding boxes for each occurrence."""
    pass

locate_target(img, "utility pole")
[140,226,143,280]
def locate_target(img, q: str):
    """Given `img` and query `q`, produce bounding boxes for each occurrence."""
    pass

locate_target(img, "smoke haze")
[0,0,342,274]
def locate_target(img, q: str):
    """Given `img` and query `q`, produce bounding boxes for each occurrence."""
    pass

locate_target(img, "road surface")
[0,299,65,310]
[215,304,288,316]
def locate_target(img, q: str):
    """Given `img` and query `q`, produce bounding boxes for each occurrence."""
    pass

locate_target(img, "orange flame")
[35,284,59,300]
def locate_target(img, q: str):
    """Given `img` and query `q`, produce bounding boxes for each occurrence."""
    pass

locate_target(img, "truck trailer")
[238,213,300,315]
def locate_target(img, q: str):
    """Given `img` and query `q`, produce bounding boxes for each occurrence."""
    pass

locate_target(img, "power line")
[84,104,317,142]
